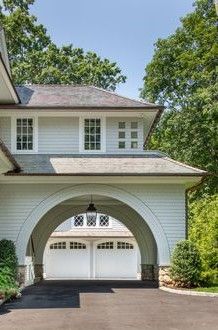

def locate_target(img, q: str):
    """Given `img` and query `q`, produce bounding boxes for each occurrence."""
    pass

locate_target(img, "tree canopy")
[140,0,217,197]
[0,0,126,90]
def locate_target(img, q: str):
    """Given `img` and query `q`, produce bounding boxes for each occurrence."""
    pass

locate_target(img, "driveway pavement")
[0,280,217,330]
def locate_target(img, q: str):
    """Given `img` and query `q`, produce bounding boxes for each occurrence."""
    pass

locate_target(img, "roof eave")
[0,139,21,173]
[0,53,20,104]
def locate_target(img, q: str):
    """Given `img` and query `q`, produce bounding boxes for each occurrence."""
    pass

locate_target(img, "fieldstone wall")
[141,264,158,281]
[17,265,26,286]
[158,266,173,286]
[141,265,173,286]
[34,264,44,282]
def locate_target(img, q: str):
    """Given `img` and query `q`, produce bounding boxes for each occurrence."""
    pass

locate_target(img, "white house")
[0,29,206,285]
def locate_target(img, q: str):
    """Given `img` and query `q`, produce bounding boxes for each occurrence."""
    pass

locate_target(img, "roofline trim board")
[0,53,20,104]
[5,172,207,177]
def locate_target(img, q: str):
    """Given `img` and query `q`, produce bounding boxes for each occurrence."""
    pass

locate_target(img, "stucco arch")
[16,184,170,265]
[31,203,156,265]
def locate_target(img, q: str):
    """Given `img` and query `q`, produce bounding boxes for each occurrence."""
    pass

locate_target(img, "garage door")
[95,240,137,278]
[45,241,90,278]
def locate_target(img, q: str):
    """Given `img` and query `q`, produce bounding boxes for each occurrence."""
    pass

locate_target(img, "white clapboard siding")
[38,117,79,153]
[0,117,11,149]
[106,117,144,153]
[0,183,186,255]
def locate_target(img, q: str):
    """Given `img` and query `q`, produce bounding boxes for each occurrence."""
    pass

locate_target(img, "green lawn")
[192,286,218,293]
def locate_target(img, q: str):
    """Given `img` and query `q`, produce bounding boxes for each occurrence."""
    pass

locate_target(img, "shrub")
[0,239,18,299]
[170,240,202,288]
[0,239,18,279]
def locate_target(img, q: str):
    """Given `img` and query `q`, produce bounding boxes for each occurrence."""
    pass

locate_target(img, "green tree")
[140,0,218,196]
[189,195,218,284]
[0,0,126,90]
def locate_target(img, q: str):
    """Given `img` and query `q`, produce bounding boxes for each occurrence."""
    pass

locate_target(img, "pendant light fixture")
[86,195,97,225]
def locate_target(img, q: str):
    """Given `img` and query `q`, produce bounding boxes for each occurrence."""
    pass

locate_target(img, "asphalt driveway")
[0,280,217,330]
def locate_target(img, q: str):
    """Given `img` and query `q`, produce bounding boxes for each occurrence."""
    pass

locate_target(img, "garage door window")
[117,242,134,249]
[97,242,114,249]
[50,242,66,249]
[70,242,86,249]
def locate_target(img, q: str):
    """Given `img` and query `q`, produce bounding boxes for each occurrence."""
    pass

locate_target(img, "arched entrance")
[16,184,170,284]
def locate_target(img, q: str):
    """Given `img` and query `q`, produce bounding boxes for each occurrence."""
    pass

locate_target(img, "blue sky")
[31,0,194,99]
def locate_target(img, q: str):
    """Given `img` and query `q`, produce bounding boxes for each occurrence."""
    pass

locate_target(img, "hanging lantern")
[86,196,97,226]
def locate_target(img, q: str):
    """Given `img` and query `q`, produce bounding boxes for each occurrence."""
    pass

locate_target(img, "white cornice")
[0,175,202,188]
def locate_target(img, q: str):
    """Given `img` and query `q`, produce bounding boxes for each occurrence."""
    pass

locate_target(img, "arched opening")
[16,184,170,285]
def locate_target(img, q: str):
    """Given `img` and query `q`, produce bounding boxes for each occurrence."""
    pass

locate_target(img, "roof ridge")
[163,156,207,173]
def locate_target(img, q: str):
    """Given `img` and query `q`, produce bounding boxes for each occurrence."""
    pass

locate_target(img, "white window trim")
[11,116,38,153]
[79,116,106,153]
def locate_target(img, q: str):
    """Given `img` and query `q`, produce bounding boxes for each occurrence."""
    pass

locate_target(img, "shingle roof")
[15,85,161,108]
[8,153,206,176]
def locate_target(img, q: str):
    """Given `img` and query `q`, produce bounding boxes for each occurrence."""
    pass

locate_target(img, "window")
[99,215,109,227]
[118,122,125,129]
[87,217,96,227]
[118,131,125,139]
[130,121,139,149]
[97,241,114,249]
[131,131,138,139]
[119,141,125,149]
[16,118,33,151]
[131,122,138,129]
[117,242,134,249]
[131,141,138,149]
[84,118,101,150]
[74,215,84,227]
[70,242,86,249]
[118,121,126,149]
[50,242,66,249]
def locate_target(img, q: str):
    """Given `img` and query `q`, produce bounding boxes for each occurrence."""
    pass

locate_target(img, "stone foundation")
[141,265,173,286]
[158,266,173,286]
[34,264,44,282]
[141,264,158,281]
[17,265,26,286]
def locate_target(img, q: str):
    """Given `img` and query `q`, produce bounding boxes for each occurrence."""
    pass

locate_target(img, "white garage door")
[95,240,137,278]
[45,241,90,278]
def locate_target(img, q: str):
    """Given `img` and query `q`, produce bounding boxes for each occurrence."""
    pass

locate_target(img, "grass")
[192,286,218,293]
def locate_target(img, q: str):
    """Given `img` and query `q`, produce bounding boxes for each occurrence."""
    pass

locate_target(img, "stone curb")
[160,286,218,297]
